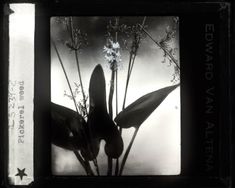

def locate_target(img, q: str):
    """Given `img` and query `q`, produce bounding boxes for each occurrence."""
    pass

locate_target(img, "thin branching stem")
[121,16,147,111]
[93,158,100,176]
[107,69,115,176]
[107,64,116,176]
[138,24,180,71]
[122,51,137,111]
[107,17,120,176]
[108,70,115,119]
[52,40,94,175]
[121,51,133,112]
[115,70,118,116]
[121,17,147,134]
[118,17,146,175]
[129,52,137,77]
[69,17,74,44]
[69,17,100,175]
[74,50,88,115]
[119,127,139,175]
[69,17,88,116]
[115,30,118,119]
[73,151,94,176]
[119,17,179,175]
[114,68,119,176]
[52,41,79,114]
[114,29,120,176]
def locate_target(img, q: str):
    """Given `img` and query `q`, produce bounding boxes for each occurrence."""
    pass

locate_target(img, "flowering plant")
[103,39,121,70]
[51,17,180,176]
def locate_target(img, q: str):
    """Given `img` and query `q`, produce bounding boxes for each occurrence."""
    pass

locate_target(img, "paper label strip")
[8,3,35,185]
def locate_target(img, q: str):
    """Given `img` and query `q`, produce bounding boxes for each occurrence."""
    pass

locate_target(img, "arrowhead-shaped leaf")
[81,64,123,160]
[89,64,107,110]
[51,102,87,150]
[114,84,179,129]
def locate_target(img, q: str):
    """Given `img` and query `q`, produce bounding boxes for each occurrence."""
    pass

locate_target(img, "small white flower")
[103,46,113,54]
[105,54,114,62]
[112,42,120,49]
[104,39,122,70]
[116,51,121,57]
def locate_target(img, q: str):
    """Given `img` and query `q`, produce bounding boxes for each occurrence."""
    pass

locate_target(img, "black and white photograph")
[50,16,180,176]
[0,1,232,187]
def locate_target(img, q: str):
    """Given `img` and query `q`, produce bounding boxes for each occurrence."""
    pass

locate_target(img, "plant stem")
[122,51,133,112]
[122,52,137,110]
[108,70,115,119]
[117,47,134,175]
[69,17,74,43]
[52,41,94,175]
[115,70,118,117]
[115,157,119,176]
[113,26,120,176]
[138,24,180,71]
[93,158,100,176]
[129,53,137,77]
[118,17,147,175]
[107,69,115,175]
[69,17,100,175]
[114,69,119,176]
[69,17,88,116]
[108,18,120,175]
[107,157,113,176]
[108,18,119,120]
[119,127,139,176]
[115,30,118,119]
[74,50,88,115]
[73,151,94,176]
[121,17,147,112]
[52,41,79,114]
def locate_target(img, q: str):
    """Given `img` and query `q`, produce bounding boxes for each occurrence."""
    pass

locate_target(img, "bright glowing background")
[50,17,180,175]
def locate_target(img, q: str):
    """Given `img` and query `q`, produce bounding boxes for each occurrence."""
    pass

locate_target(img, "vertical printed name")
[18,81,25,144]
[204,23,216,173]
[8,4,35,185]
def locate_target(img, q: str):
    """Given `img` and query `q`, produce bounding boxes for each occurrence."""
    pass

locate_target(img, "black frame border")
[0,1,232,188]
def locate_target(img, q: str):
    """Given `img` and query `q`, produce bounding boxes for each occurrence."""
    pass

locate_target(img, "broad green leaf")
[114,84,179,129]
[51,102,86,150]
